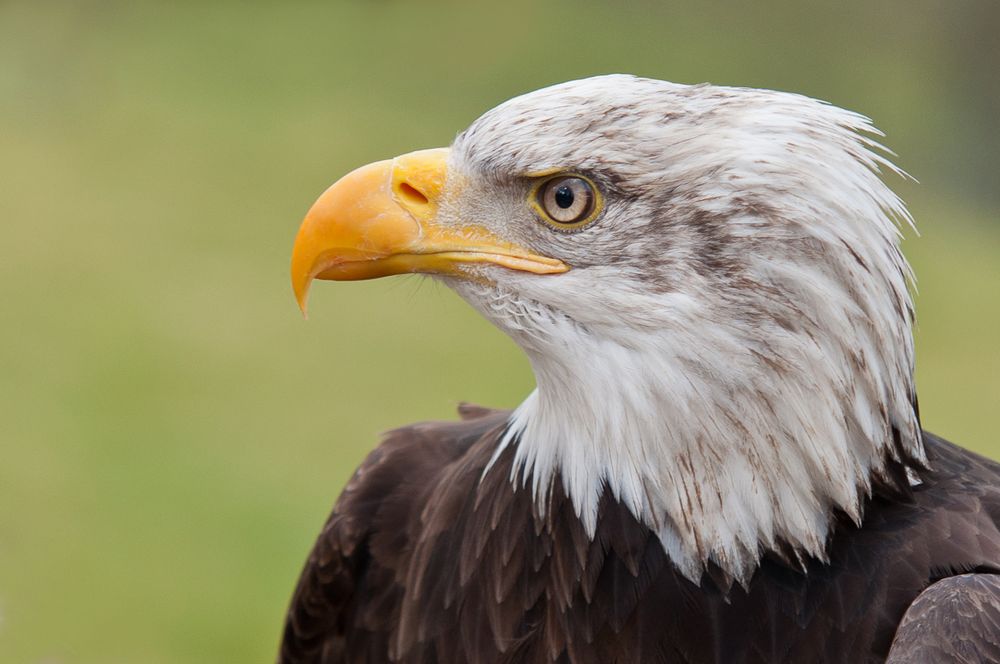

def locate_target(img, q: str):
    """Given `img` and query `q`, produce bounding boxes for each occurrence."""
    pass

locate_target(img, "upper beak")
[290,148,568,314]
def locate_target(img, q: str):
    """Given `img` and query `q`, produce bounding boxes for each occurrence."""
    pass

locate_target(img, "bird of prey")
[280,75,1000,663]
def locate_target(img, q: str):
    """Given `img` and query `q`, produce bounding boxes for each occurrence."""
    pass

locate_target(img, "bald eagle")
[280,76,1000,663]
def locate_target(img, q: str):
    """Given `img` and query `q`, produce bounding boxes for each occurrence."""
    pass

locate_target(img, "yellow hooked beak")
[290,148,568,314]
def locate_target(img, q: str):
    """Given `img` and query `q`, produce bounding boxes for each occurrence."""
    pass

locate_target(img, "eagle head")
[290,75,924,584]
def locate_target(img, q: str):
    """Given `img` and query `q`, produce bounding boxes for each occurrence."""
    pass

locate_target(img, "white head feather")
[438,75,923,585]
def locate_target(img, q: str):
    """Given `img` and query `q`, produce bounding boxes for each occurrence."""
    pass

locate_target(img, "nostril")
[398,182,429,206]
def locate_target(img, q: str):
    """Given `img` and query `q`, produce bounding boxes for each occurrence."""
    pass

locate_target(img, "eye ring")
[530,174,602,229]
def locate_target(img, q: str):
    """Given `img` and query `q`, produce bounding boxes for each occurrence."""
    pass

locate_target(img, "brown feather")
[278,412,1000,664]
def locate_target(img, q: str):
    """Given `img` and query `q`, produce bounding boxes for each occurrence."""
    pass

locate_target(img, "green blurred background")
[1,1,998,662]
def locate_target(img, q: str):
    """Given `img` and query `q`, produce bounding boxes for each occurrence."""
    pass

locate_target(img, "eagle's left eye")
[533,175,600,228]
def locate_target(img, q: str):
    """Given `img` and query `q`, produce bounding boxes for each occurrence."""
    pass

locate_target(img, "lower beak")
[290,148,567,314]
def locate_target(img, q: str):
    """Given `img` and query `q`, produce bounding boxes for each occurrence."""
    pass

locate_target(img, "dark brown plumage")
[887,575,1000,662]
[278,406,1000,664]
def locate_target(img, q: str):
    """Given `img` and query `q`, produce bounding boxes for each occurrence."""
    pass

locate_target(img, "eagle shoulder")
[886,573,1000,663]
[277,406,510,664]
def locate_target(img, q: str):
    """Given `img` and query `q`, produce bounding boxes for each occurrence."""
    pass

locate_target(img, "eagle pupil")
[555,186,574,209]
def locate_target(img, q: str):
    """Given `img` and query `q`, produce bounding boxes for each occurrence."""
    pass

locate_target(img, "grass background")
[1,1,997,662]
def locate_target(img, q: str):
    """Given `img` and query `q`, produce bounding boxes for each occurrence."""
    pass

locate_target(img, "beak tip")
[291,265,312,319]
[294,284,310,319]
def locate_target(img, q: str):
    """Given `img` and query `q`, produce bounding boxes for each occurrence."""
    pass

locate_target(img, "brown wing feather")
[886,573,1000,663]
[277,408,509,664]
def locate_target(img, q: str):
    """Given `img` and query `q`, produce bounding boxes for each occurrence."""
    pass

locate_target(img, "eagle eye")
[532,175,601,229]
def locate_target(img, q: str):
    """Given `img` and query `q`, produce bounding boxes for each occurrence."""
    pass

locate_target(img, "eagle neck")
[492,319,923,586]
